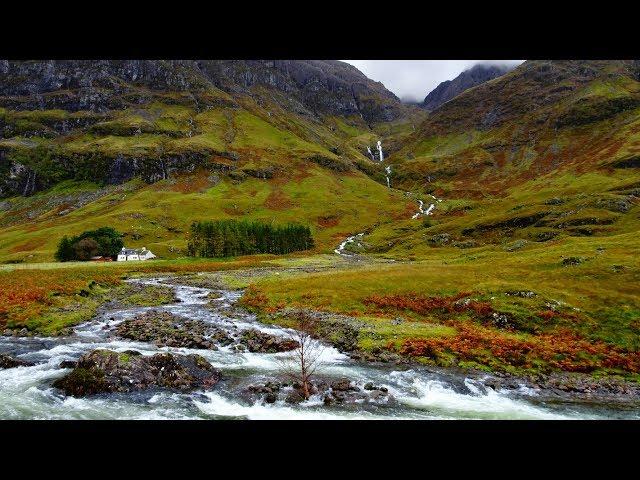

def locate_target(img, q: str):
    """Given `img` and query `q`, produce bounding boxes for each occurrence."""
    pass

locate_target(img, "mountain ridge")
[0,60,417,199]
[422,63,514,111]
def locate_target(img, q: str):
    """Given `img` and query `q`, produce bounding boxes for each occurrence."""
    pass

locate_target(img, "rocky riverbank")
[264,307,640,405]
[2,275,638,419]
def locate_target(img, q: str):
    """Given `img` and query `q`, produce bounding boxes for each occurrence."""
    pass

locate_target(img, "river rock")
[236,329,299,353]
[0,353,34,369]
[364,382,388,393]
[59,360,78,369]
[322,379,391,405]
[114,310,230,349]
[52,349,221,397]
[330,378,360,392]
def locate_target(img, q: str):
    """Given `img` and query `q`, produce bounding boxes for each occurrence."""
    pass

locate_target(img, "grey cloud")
[344,60,525,103]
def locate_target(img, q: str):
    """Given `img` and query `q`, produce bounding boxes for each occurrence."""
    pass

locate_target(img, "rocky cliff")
[0,60,402,122]
[0,60,408,198]
[422,63,514,111]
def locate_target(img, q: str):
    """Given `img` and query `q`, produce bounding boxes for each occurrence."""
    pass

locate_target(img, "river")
[0,277,637,420]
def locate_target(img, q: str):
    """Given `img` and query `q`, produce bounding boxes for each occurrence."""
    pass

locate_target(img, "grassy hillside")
[0,87,425,262]
[353,61,640,257]
[232,61,640,378]
[2,60,639,382]
[246,233,640,377]
[0,165,416,262]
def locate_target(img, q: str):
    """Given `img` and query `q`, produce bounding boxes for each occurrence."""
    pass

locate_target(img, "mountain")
[422,63,514,111]
[0,60,423,261]
[368,60,640,256]
[0,60,411,197]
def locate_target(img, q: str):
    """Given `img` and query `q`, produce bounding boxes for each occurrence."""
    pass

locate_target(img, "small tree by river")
[187,219,314,257]
[278,313,324,401]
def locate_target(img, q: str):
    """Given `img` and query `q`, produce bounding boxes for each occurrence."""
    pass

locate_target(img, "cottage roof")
[120,247,154,256]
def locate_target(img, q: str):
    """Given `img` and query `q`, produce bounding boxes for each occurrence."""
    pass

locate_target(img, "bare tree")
[278,313,325,400]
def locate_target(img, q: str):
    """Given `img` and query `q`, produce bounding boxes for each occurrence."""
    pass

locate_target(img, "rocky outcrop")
[422,63,514,111]
[113,310,297,353]
[52,349,221,396]
[0,152,41,198]
[0,60,404,124]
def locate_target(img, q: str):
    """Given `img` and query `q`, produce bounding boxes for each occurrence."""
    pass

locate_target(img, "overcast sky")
[344,60,525,103]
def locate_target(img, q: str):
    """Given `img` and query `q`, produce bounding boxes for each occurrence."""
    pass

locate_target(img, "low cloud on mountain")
[344,60,524,103]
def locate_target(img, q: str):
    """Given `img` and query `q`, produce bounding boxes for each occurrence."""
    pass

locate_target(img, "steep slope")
[363,60,640,256]
[396,60,640,191]
[0,60,420,261]
[422,63,514,111]
[0,60,411,198]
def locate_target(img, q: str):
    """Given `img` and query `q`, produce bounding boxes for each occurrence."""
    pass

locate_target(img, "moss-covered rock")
[237,329,298,353]
[52,349,221,397]
[114,310,229,349]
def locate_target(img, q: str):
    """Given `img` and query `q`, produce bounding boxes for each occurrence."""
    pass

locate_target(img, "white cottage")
[117,247,157,261]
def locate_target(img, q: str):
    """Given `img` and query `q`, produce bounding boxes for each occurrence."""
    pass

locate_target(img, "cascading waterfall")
[377,140,384,161]
[385,165,392,188]
[334,232,364,256]
[412,193,440,219]
[412,200,425,219]
[366,146,375,161]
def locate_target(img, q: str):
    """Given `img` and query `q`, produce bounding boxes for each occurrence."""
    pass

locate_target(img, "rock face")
[52,349,221,397]
[422,63,514,111]
[0,353,34,369]
[0,60,402,123]
[0,60,406,198]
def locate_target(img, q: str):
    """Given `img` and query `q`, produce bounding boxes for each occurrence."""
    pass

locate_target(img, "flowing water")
[1,277,637,420]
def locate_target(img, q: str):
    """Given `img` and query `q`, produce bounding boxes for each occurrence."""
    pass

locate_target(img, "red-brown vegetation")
[396,323,640,374]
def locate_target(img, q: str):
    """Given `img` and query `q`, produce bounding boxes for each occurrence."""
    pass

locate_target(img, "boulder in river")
[0,353,34,369]
[115,310,230,349]
[52,349,221,397]
[236,329,299,353]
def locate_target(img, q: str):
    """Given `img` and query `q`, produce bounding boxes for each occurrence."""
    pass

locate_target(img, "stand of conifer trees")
[187,220,314,257]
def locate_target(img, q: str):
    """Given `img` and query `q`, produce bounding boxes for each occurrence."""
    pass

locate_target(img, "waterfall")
[366,147,375,161]
[412,199,436,219]
[377,141,384,162]
[385,165,391,188]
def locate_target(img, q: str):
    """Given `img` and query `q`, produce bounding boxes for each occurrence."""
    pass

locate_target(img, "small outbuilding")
[90,256,113,262]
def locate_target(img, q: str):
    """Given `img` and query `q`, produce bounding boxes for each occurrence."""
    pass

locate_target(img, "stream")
[1,277,638,420]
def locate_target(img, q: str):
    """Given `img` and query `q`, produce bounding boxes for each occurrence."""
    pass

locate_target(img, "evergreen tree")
[54,236,75,262]
[187,220,314,258]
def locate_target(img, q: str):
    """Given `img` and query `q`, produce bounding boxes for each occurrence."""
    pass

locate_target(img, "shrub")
[55,227,123,262]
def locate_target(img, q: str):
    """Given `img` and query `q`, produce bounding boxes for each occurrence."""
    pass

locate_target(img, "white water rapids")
[0,277,635,420]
